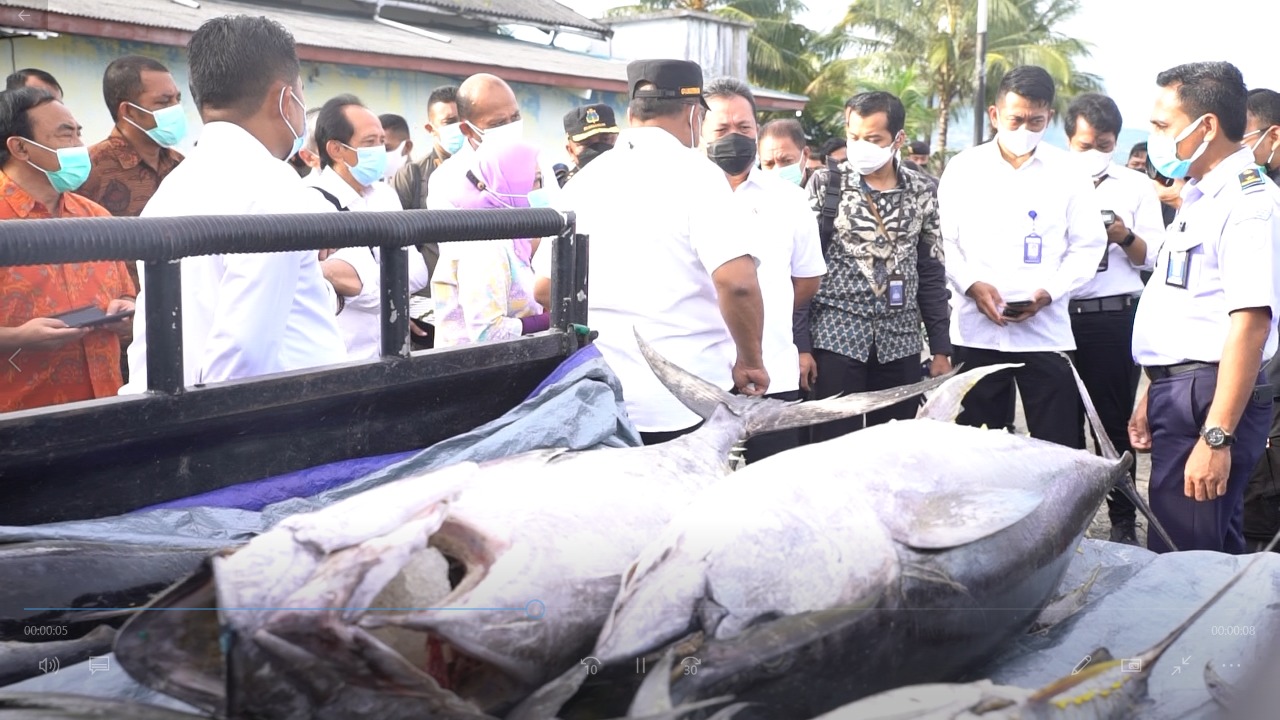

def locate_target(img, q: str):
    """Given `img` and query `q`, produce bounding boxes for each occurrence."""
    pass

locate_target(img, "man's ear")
[460,121,481,149]
[987,106,999,129]
[5,136,27,161]
[1201,113,1223,143]
[402,140,413,156]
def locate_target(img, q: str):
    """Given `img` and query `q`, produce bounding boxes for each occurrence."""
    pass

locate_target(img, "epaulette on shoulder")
[1239,166,1266,194]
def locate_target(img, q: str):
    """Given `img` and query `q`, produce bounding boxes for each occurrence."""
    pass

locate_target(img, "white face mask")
[998,125,1045,157]
[1076,148,1113,179]
[382,141,407,180]
[847,137,897,175]
[469,119,524,148]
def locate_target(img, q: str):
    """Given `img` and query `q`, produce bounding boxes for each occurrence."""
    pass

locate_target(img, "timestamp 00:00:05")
[23,625,69,636]
[1209,626,1256,636]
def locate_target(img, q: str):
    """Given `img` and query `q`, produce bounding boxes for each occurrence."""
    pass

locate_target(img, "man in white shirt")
[701,78,826,462]
[122,15,348,391]
[1063,92,1165,544]
[309,94,430,360]
[1129,61,1280,554]
[532,59,769,444]
[938,65,1107,448]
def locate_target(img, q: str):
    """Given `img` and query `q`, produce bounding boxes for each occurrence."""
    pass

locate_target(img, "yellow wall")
[4,33,630,166]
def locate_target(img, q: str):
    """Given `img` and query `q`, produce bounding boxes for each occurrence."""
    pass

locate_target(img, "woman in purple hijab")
[432,140,550,347]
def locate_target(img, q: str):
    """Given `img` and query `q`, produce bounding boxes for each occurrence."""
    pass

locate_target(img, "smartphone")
[1002,300,1033,318]
[1144,155,1176,187]
[52,305,135,328]
[1101,210,1116,227]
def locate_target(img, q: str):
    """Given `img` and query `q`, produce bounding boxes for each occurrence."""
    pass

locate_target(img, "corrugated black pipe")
[0,208,569,266]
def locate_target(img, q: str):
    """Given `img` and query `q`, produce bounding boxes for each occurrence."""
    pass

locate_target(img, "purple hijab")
[443,141,542,262]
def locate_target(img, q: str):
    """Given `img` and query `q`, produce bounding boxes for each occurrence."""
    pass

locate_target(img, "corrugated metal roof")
[392,0,610,37]
[4,0,805,108]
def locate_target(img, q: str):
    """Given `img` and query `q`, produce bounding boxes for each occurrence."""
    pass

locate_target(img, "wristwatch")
[1201,426,1235,448]
[1120,230,1136,247]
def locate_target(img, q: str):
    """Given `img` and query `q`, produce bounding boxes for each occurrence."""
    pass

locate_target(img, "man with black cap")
[561,103,619,185]
[532,59,768,445]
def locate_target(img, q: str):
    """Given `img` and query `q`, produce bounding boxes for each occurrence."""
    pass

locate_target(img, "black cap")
[908,140,930,155]
[564,104,620,143]
[626,59,709,109]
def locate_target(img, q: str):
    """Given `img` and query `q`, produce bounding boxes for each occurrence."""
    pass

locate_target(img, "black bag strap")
[311,186,348,212]
[819,155,842,258]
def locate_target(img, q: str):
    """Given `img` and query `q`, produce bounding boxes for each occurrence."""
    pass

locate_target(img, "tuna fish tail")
[916,363,1022,422]
[633,329,952,439]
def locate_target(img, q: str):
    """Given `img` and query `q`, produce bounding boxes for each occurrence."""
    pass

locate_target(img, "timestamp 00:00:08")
[1209,626,1256,636]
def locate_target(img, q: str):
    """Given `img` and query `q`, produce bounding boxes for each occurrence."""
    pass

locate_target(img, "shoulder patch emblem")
[1239,167,1266,194]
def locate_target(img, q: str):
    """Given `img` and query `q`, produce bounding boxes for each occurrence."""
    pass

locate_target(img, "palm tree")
[832,0,1098,160]
[607,0,818,94]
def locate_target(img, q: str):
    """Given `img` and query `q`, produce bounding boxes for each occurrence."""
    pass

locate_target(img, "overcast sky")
[561,0,1274,147]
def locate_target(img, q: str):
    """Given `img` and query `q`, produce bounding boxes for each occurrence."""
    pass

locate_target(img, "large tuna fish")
[587,344,1132,718]
[116,343,953,719]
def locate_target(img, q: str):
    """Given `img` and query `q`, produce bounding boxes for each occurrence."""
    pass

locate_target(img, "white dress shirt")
[532,126,759,432]
[732,167,827,394]
[121,122,348,392]
[1132,148,1280,366]
[939,140,1107,352]
[1073,163,1164,300]
[308,167,430,360]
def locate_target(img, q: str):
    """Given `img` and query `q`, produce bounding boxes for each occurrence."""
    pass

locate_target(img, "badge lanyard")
[1165,221,1191,288]
[863,190,906,309]
[1023,210,1042,264]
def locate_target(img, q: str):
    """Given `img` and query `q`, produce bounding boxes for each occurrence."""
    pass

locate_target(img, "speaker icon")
[38,656,60,675]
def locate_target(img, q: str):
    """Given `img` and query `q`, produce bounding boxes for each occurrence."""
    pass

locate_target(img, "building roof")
[605,9,754,30]
[391,0,610,38]
[8,0,806,111]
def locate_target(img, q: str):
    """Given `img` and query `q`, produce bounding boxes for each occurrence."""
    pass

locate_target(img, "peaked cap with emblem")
[564,103,620,142]
[627,59,710,109]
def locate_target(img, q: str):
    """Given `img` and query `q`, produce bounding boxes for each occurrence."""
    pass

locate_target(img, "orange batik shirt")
[0,170,136,412]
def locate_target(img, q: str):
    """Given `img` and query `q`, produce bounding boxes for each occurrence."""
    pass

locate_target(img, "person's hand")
[1128,389,1151,452]
[1105,216,1130,245]
[733,359,769,397]
[1004,289,1052,323]
[1185,438,1231,501]
[966,281,1005,326]
[409,321,429,337]
[929,354,952,377]
[798,352,817,392]
[12,317,88,352]
[104,298,135,338]
[318,249,338,261]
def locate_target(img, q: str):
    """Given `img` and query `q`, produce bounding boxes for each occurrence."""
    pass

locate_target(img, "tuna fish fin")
[1057,352,1177,551]
[504,663,591,720]
[628,650,678,715]
[1204,658,1236,708]
[916,363,1022,422]
[632,329,951,437]
[901,563,970,595]
[873,486,1044,550]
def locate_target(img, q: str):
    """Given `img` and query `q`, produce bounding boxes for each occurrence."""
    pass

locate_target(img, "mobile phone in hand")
[1101,210,1116,227]
[52,305,135,328]
[1001,300,1033,318]
[1144,156,1175,187]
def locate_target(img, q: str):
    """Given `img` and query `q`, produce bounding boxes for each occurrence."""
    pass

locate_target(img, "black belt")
[1145,361,1217,381]
[1068,294,1134,314]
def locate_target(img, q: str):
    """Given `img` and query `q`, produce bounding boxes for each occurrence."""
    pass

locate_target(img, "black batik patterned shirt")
[804,161,952,363]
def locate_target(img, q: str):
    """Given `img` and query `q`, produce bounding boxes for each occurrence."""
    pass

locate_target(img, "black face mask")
[576,140,614,169]
[706,132,757,176]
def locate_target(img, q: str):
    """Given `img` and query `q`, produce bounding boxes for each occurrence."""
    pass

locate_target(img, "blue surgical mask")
[341,143,388,187]
[527,188,551,208]
[436,122,465,155]
[771,161,803,186]
[279,86,306,159]
[1147,114,1208,180]
[126,102,187,148]
[23,139,91,193]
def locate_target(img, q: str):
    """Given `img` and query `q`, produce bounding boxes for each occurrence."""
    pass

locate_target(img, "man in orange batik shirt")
[0,87,136,412]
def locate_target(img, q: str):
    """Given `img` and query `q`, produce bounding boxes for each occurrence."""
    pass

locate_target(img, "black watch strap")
[1120,231,1136,247]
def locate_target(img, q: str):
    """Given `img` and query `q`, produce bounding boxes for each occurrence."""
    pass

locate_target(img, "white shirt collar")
[1185,147,1256,201]
[197,121,278,161]
[310,165,367,207]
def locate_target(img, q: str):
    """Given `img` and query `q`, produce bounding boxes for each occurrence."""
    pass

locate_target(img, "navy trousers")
[1147,367,1271,554]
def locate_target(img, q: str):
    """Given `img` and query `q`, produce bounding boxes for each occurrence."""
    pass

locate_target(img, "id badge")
[1023,234,1042,264]
[1097,245,1109,272]
[887,273,905,309]
[1164,250,1190,288]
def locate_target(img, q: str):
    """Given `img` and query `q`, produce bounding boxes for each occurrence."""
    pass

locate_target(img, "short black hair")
[1246,88,1280,130]
[704,77,758,115]
[628,83,692,122]
[102,55,170,122]
[1129,141,1147,159]
[379,113,410,136]
[315,94,363,168]
[5,68,61,94]
[819,137,846,156]
[759,118,805,150]
[1156,61,1247,142]
[187,15,300,115]
[428,85,458,109]
[1065,92,1122,140]
[997,65,1056,108]
[846,91,905,136]
[0,87,58,165]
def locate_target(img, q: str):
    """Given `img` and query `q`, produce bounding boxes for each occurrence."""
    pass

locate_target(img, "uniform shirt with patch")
[806,161,951,364]
[1132,148,1280,366]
